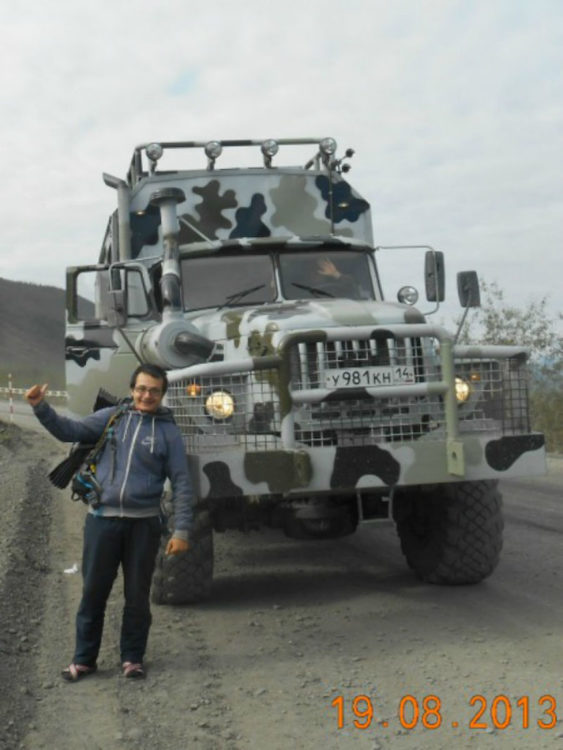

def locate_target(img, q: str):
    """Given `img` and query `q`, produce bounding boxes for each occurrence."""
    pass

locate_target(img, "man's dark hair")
[130,363,169,395]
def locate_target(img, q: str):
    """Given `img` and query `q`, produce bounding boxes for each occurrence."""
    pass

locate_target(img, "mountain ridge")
[0,277,66,388]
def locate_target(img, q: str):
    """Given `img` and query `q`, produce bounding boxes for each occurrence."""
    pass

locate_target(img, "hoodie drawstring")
[122,412,134,443]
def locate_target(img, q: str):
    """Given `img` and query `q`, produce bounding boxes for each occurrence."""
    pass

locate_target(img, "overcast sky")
[1,0,561,327]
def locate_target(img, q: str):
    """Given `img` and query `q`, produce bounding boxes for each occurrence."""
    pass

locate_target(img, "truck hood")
[190,298,426,345]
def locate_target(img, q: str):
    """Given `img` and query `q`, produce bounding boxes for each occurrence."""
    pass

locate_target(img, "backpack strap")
[87,402,129,468]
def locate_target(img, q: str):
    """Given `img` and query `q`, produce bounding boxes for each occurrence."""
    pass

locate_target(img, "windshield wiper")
[291,282,334,298]
[217,284,266,310]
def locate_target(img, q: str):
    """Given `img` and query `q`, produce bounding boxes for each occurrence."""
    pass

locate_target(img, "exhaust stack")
[150,188,186,316]
[138,187,214,367]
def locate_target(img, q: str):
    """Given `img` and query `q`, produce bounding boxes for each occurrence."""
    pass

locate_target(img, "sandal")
[61,663,97,682]
[122,661,145,679]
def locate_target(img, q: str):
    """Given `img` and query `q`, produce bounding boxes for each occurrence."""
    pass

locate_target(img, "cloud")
[168,70,199,97]
[0,0,561,325]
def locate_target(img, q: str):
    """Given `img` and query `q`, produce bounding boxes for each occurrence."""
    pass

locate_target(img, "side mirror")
[106,267,128,327]
[425,250,445,302]
[457,271,481,308]
[106,289,127,327]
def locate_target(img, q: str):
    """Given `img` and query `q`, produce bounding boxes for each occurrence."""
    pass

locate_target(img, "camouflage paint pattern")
[128,170,373,253]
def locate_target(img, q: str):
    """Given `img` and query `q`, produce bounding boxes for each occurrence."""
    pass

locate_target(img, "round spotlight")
[205,390,235,420]
[455,377,471,403]
[261,139,279,157]
[146,143,163,161]
[204,140,223,160]
[397,286,419,306]
[319,137,337,155]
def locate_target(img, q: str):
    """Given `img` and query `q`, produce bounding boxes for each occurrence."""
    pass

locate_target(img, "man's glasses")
[133,386,162,397]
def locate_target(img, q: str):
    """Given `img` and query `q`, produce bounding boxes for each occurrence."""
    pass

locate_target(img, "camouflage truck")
[65,137,546,603]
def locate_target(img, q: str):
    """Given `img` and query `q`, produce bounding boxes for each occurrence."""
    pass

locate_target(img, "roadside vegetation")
[457,280,563,452]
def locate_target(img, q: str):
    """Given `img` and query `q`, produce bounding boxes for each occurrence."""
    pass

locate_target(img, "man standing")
[26,363,193,681]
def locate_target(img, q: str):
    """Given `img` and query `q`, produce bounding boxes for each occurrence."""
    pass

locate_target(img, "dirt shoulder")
[0,422,60,750]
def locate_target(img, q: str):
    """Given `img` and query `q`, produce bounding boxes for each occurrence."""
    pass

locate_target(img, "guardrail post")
[8,373,14,423]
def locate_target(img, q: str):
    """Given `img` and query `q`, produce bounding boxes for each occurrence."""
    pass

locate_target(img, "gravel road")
[0,417,561,750]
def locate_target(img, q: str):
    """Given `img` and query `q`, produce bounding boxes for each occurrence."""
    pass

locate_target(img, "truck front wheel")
[151,508,213,605]
[393,480,503,584]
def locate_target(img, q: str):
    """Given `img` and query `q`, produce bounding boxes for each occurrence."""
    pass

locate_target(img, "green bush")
[456,280,562,453]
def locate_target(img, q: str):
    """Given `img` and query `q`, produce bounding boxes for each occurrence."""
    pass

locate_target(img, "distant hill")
[0,277,66,389]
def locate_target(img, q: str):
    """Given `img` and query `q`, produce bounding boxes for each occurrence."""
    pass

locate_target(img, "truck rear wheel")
[151,508,213,605]
[393,480,503,584]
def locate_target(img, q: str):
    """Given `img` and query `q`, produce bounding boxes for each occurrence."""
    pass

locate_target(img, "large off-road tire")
[151,508,213,605]
[393,480,503,585]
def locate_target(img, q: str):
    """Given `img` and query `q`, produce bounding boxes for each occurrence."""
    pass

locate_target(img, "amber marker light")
[186,383,201,397]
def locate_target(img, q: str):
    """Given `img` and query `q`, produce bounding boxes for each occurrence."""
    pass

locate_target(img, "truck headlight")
[205,390,235,420]
[455,377,471,403]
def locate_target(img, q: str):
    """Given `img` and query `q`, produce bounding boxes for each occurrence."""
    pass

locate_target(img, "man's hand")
[317,258,341,279]
[25,383,48,407]
[165,537,189,556]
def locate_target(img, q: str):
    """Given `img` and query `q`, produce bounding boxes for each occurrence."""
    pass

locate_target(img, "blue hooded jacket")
[34,400,193,539]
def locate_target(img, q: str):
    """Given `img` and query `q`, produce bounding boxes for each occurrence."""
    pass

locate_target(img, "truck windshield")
[181,255,276,310]
[180,249,375,310]
[279,250,375,301]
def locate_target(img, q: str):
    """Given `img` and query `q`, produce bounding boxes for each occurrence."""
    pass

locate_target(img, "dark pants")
[74,514,161,667]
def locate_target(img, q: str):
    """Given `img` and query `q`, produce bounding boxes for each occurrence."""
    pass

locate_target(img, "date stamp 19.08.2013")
[331,693,558,733]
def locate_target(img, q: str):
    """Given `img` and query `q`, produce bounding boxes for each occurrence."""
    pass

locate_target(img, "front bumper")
[184,432,545,500]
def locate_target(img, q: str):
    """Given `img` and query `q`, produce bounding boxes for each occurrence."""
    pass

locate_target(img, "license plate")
[324,366,415,388]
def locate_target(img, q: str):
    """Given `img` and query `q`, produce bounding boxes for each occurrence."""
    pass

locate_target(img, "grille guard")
[166,324,532,478]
